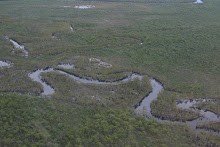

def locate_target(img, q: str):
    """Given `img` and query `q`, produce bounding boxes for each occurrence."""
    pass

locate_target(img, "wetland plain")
[0,0,219,146]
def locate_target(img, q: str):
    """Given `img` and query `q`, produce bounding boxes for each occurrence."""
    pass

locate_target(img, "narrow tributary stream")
[177,99,220,134]
[5,36,28,57]
[70,25,74,31]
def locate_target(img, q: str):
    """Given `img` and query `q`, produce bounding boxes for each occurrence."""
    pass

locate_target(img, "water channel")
[28,67,220,136]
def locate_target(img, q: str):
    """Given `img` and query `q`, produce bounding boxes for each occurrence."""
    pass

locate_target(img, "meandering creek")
[177,99,220,134]
[28,68,142,95]
[28,67,219,135]
[135,78,163,116]
[176,99,220,124]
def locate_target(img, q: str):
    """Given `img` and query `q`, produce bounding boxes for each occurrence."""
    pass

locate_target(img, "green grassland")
[197,122,220,132]
[0,0,219,97]
[197,100,220,115]
[41,71,151,108]
[0,93,213,146]
[0,0,220,146]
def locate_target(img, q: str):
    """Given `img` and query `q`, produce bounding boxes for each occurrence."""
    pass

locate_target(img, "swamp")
[0,0,219,146]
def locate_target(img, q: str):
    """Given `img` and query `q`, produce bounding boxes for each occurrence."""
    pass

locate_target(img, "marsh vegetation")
[0,0,219,146]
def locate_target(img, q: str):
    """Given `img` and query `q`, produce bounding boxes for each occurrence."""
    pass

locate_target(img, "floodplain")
[0,0,220,146]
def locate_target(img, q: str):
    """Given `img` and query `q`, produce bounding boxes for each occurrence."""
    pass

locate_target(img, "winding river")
[28,67,142,95]
[28,66,219,135]
[135,78,163,116]
[177,99,220,133]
